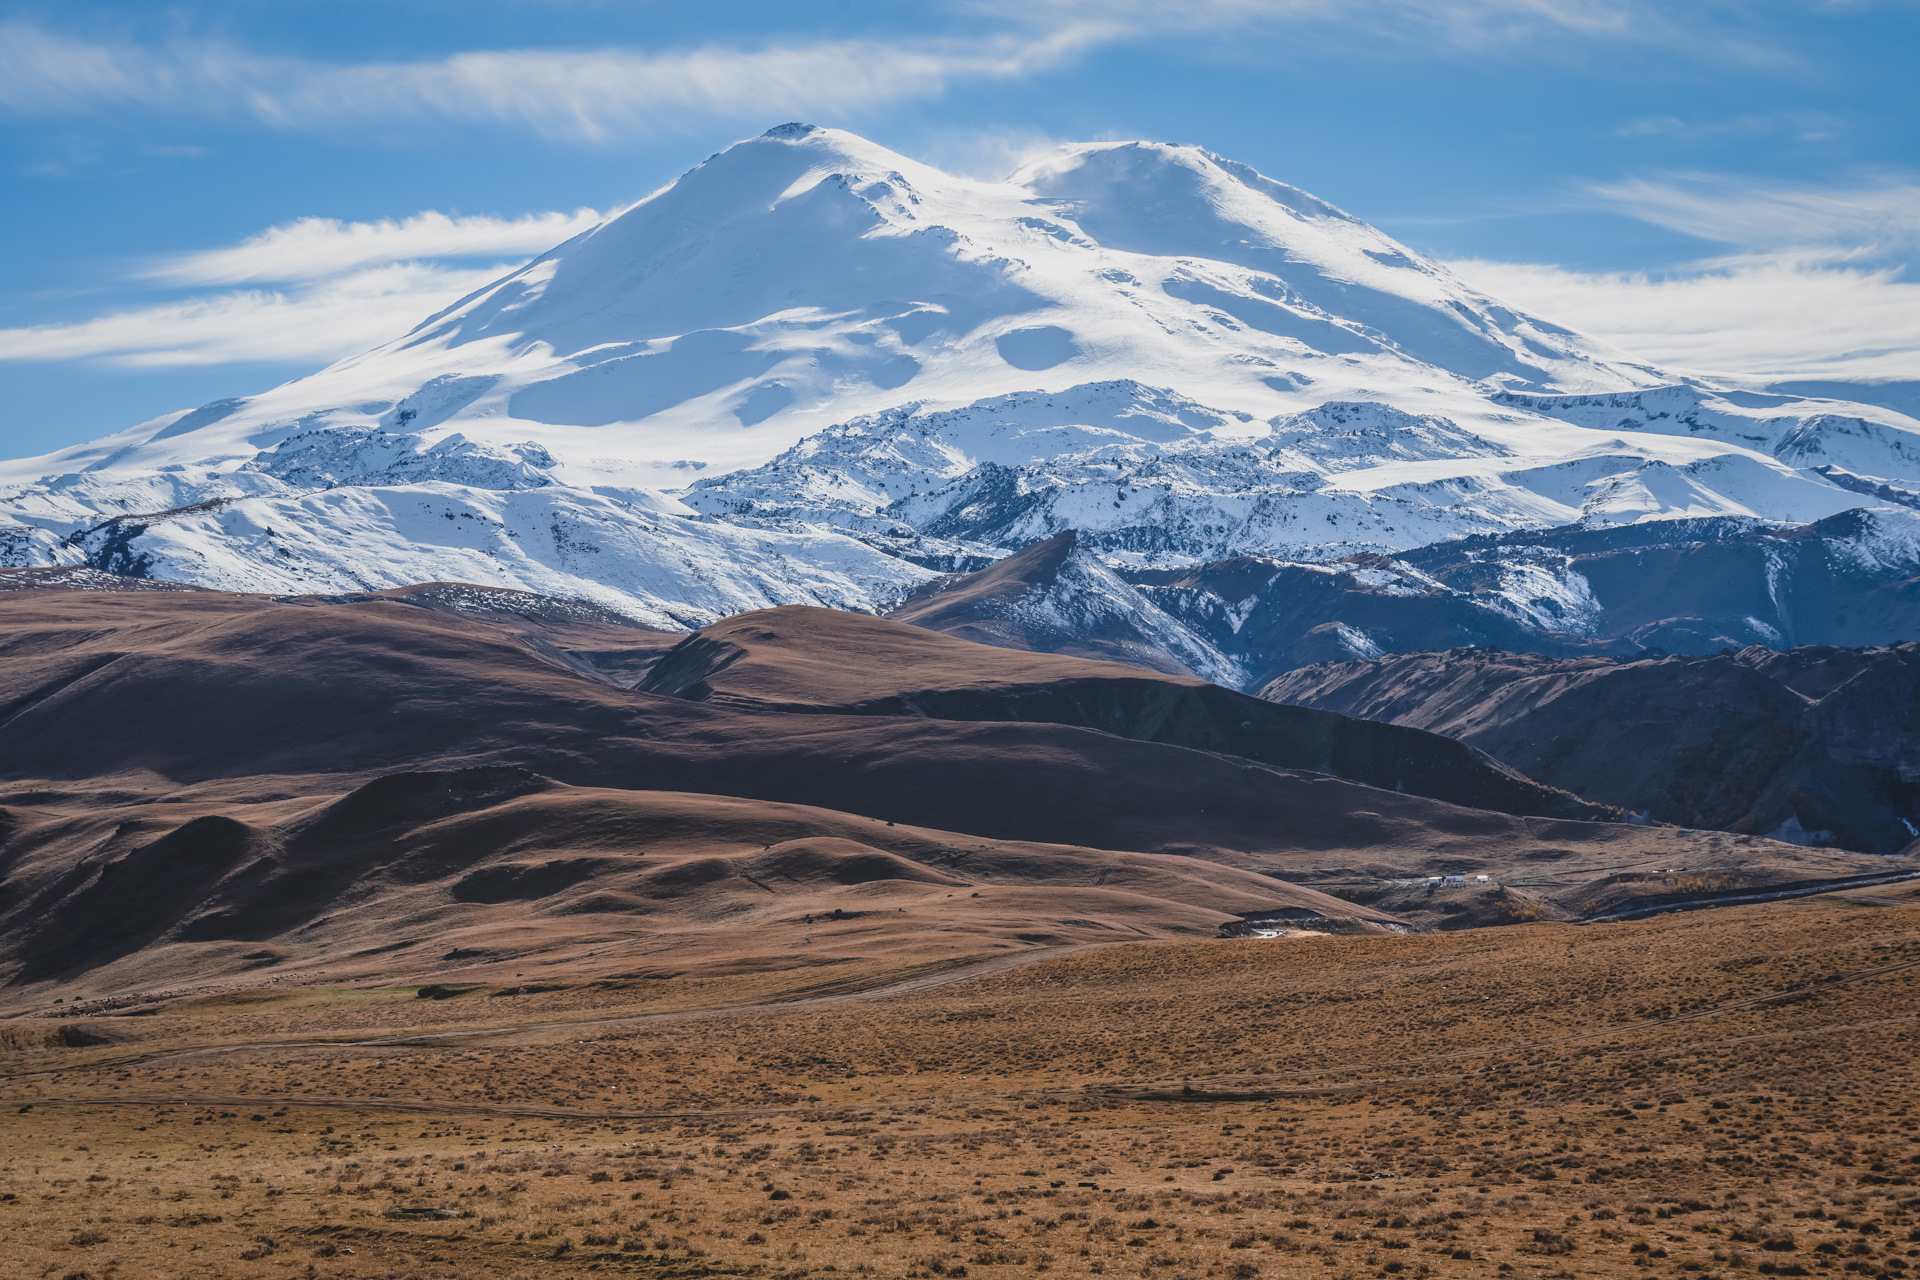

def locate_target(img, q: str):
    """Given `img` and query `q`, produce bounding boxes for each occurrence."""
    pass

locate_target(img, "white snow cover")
[5,123,1920,624]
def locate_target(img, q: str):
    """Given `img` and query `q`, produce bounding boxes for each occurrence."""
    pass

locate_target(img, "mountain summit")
[31,124,1658,480]
[6,125,1920,639]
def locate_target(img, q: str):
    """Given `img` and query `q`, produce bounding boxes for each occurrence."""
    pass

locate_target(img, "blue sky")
[3,0,1918,456]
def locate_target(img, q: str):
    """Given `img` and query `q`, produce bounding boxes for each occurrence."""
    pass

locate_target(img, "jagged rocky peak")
[246,426,558,491]
[679,379,1260,528]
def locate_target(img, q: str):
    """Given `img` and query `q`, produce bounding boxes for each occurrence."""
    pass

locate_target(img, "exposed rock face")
[881,511,1920,693]
[885,530,1242,684]
[1124,549,1633,683]
[1382,508,1920,654]
[1263,641,1920,854]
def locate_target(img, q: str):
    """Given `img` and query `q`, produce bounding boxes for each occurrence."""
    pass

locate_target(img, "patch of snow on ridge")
[1006,542,1246,688]
[1264,401,1513,472]
[680,380,1252,529]
[1482,553,1606,636]
[1823,506,1920,576]
[1493,385,1920,486]
[1330,624,1384,660]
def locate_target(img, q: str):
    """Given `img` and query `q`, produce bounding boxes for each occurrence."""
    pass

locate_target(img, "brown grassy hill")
[641,605,1610,822]
[2,587,1909,1001]
[1,765,1405,1001]
[280,580,682,686]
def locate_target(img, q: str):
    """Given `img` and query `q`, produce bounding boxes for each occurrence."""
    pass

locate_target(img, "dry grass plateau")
[3,882,1919,1280]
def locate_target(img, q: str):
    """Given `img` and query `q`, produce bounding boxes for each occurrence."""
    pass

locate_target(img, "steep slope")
[1171,506,1920,686]
[862,509,1920,693]
[1383,508,1920,653]
[635,604,1606,822]
[1126,550,1636,682]
[6,126,1917,628]
[1264,642,1920,854]
[884,530,1239,681]
[46,472,931,631]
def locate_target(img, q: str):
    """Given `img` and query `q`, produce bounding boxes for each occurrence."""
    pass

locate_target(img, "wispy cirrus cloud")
[1610,112,1843,144]
[989,0,1641,40]
[974,0,1792,66]
[0,2,1801,145]
[0,21,1111,142]
[1451,170,1920,381]
[1450,252,1920,381]
[0,205,608,367]
[142,208,609,285]
[1585,171,1920,254]
[0,262,513,368]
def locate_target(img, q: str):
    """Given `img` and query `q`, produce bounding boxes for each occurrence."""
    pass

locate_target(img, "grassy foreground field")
[2,885,1918,1280]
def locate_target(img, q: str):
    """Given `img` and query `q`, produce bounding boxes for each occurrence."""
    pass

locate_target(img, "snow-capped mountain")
[6,123,1920,635]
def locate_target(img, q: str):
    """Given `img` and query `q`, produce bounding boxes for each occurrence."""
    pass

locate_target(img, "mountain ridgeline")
[2,124,1918,659]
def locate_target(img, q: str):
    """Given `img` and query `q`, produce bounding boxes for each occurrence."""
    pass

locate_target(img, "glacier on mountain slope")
[4,123,1920,629]
[64,481,925,631]
[686,382,1886,566]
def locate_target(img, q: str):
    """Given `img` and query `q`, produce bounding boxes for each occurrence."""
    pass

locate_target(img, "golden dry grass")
[3,886,1919,1280]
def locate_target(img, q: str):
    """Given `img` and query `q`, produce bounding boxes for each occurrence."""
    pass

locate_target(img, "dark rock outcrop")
[1264,642,1920,854]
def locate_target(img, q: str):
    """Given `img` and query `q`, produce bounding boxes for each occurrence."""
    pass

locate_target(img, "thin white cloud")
[0,22,1107,142]
[1449,252,1920,381]
[0,203,610,365]
[1585,171,1920,253]
[1462,170,1920,381]
[0,262,509,368]
[993,0,1640,40]
[1610,112,1843,143]
[0,4,1794,145]
[145,208,608,285]
[973,0,1790,65]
